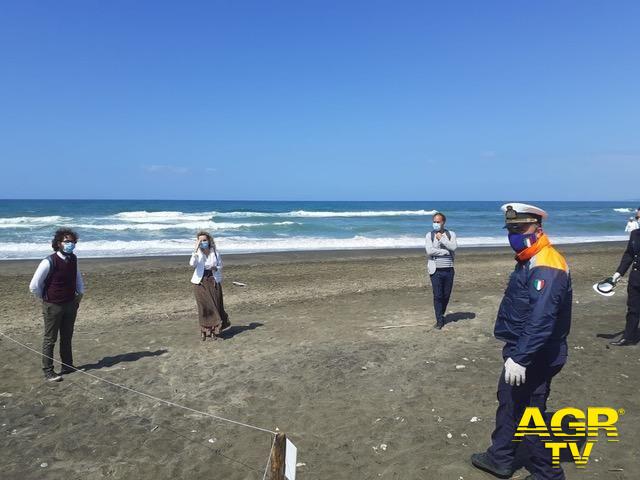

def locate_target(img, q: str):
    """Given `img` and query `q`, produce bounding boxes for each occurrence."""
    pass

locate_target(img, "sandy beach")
[1,243,639,480]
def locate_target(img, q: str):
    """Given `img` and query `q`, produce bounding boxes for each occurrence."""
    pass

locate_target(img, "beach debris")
[232,281,246,287]
[191,430,197,433]
[208,438,217,444]
[296,462,306,467]
[573,346,584,350]
[608,468,624,472]
[436,416,443,423]
[455,365,466,370]
[361,366,367,370]
[372,443,388,453]
[446,432,453,439]
[40,463,48,468]
[470,416,481,423]
[150,426,159,432]
[620,374,629,379]
[389,389,394,392]
[462,357,469,361]
[461,433,468,438]
[0,392,12,398]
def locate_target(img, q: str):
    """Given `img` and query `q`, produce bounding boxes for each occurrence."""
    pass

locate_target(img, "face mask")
[432,222,442,231]
[62,242,75,254]
[200,241,209,250]
[508,233,537,253]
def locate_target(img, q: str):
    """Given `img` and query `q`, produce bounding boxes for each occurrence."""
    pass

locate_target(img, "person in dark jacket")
[471,203,572,480]
[29,228,85,382]
[608,228,640,346]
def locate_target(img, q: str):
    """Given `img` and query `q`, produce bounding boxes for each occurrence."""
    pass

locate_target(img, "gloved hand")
[612,272,621,283]
[504,358,526,386]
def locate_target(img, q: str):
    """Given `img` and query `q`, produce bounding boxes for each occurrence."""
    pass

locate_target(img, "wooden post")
[269,432,287,480]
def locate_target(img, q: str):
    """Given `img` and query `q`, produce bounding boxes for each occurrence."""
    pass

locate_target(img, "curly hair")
[51,228,79,251]
[196,231,217,252]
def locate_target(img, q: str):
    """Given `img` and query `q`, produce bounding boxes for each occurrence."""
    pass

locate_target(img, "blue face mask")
[508,233,537,252]
[432,222,442,231]
[200,241,209,250]
[62,242,75,254]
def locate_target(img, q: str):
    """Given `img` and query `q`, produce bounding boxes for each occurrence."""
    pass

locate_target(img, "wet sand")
[1,243,639,479]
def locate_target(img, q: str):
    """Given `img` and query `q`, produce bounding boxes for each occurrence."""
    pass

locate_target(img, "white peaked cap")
[501,202,548,220]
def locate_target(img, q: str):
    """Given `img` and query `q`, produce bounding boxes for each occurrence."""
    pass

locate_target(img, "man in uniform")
[471,203,572,480]
[608,225,640,345]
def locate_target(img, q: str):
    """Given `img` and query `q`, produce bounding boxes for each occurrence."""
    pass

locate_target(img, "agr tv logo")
[515,407,623,468]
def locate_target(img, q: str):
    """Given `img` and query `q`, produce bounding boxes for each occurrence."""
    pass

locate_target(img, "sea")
[0,200,636,260]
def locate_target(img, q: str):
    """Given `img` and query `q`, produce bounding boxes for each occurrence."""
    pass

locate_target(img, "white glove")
[612,273,621,283]
[504,358,526,386]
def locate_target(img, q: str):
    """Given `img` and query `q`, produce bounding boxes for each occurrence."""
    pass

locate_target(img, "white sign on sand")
[285,438,297,480]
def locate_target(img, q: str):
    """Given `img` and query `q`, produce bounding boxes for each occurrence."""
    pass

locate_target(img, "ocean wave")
[107,209,438,222]
[75,221,271,231]
[220,209,438,218]
[613,208,633,213]
[0,216,71,228]
[0,234,629,259]
[109,211,217,223]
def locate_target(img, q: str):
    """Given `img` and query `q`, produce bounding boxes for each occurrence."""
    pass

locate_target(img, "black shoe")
[44,371,63,382]
[610,337,633,346]
[434,322,443,330]
[470,452,512,479]
[60,366,77,375]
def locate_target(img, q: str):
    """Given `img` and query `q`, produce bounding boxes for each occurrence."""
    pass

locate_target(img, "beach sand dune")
[1,244,638,479]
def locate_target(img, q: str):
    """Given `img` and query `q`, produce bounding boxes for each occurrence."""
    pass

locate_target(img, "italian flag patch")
[533,279,545,291]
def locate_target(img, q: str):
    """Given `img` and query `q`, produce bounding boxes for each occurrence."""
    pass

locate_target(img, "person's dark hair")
[433,212,447,223]
[196,230,217,251]
[51,228,79,251]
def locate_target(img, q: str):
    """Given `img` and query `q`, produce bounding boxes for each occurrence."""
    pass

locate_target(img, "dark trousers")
[430,267,454,325]
[487,361,565,480]
[42,301,78,374]
[624,283,640,341]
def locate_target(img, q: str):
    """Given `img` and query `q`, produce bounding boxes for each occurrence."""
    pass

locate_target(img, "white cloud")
[143,165,191,175]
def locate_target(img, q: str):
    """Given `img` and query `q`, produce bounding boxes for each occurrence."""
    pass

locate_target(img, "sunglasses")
[506,223,534,234]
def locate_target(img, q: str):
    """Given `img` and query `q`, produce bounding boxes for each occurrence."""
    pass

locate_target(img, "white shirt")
[189,249,223,284]
[425,230,458,274]
[625,220,639,233]
[29,251,85,299]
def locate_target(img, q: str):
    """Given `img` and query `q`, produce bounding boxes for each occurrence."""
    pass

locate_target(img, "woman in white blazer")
[190,231,230,341]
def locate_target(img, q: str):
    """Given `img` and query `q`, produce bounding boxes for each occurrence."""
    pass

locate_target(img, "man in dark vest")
[29,228,85,382]
[608,227,640,345]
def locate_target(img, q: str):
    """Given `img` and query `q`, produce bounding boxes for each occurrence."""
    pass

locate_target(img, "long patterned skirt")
[193,277,230,338]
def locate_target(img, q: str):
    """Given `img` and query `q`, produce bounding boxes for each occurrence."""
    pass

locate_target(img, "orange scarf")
[515,232,551,262]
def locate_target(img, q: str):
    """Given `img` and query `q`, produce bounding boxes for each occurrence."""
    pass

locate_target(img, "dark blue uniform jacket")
[494,241,572,367]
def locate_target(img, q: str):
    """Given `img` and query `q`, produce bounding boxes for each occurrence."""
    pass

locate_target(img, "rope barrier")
[0,331,276,437]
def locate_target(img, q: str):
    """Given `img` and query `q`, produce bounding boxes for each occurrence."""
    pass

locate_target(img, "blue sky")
[1,1,639,201]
